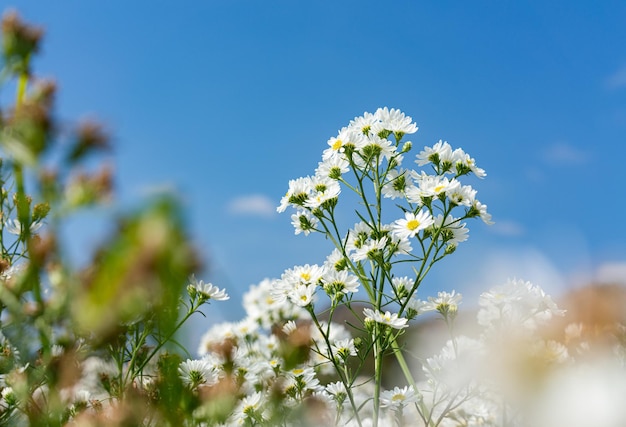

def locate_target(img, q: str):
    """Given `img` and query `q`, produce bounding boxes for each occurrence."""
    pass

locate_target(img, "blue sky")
[5,1,626,339]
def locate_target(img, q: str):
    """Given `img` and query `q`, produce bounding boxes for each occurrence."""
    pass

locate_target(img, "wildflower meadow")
[2,9,626,427]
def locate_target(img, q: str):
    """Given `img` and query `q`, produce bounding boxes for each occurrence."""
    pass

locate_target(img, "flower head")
[391,210,434,240]
[363,308,409,329]
[187,275,229,302]
[178,358,219,388]
[380,385,420,409]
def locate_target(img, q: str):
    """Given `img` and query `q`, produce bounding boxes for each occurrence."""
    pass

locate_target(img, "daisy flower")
[4,218,44,236]
[363,308,409,329]
[381,168,414,199]
[447,183,476,207]
[322,269,360,295]
[391,210,434,240]
[415,140,454,167]
[351,237,388,262]
[178,359,219,388]
[349,111,378,135]
[291,209,319,236]
[374,107,418,135]
[315,155,350,180]
[380,385,420,409]
[187,275,229,302]
[331,338,357,360]
[432,214,469,246]
[277,176,313,213]
[422,291,462,317]
[325,381,348,404]
[304,176,341,209]
[469,200,494,225]
[288,284,316,307]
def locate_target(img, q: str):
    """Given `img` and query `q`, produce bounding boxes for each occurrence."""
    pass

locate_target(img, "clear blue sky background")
[5,1,626,341]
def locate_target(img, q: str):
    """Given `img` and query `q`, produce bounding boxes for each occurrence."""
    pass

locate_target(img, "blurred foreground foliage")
[0,10,208,426]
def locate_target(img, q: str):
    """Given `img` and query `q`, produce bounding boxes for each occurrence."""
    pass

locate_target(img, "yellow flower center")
[407,219,420,230]
[332,139,343,150]
[300,272,311,281]
[434,184,445,193]
[392,394,405,401]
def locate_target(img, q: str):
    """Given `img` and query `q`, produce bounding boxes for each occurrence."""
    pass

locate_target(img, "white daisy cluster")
[277,107,491,308]
[189,275,377,426]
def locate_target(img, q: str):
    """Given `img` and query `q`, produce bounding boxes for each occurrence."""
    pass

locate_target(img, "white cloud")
[226,194,276,218]
[606,65,626,90]
[489,220,525,237]
[541,142,589,166]
[594,262,626,286]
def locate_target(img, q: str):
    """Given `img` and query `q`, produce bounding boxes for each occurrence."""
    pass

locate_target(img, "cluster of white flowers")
[279,109,491,253]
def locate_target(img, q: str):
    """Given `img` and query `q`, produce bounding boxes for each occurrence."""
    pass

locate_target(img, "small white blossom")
[391,210,434,240]
[363,308,409,329]
[188,275,229,301]
[380,385,420,409]
[178,359,219,388]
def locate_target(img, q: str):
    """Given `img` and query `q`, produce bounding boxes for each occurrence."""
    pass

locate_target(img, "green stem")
[309,308,363,427]
[372,328,383,427]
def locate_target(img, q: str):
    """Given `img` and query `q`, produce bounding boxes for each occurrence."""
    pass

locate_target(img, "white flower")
[282,320,298,335]
[188,275,229,301]
[304,176,341,209]
[178,359,218,388]
[331,338,357,359]
[316,155,350,180]
[322,127,366,161]
[322,269,360,294]
[359,133,397,161]
[422,291,462,317]
[287,367,321,392]
[277,176,313,213]
[288,284,316,307]
[416,140,454,167]
[232,391,265,424]
[323,248,347,272]
[391,276,413,296]
[348,111,378,135]
[391,210,434,240]
[351,236,388,262]
[326,381,348,402]
[433,214,469,246]
[381,168,414,200]
[284,264,326,286]
[363,308,409,329]
[406,298,429,316]
[453,148,486,178]
[291,209,319,235]
[374,107,418,135]
[417,175,459,199]
[380,385,420,409]
[470,200,494,225]
[477,279,564,331]
[4,218,43,236]
[447,183,476,206]
[345,221,372,255]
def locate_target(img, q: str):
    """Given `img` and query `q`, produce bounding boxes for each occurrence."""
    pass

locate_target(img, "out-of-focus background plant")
[0,11,216,425]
